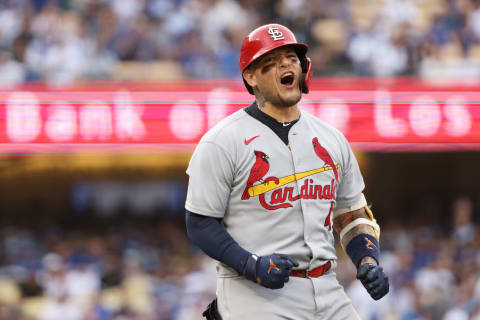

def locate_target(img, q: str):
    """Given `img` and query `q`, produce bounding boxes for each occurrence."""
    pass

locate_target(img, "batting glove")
[243,253,299,289]
[357,263,389,300]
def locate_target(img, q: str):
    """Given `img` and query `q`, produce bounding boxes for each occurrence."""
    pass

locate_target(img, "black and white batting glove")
[243,253,299,289]
[357,263,389,300]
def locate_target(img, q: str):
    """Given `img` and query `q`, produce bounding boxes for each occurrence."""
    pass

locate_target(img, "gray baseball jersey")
[185,106,365,275]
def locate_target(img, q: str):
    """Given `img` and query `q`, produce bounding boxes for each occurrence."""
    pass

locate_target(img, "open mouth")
[280,73,295,86]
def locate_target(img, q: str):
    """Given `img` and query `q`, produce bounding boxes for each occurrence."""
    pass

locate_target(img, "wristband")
[346,233,380,268]
[243,254,259,281]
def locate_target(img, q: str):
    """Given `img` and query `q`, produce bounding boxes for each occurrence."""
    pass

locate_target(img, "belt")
[290,261,331,278]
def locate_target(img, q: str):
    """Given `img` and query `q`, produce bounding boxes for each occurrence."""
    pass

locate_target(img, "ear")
[243,68,258,88]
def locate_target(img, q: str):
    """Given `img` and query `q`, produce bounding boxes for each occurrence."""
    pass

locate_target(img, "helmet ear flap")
[300,57,313,94]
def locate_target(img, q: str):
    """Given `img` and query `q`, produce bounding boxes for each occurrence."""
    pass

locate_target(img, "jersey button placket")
[289,129,314,271]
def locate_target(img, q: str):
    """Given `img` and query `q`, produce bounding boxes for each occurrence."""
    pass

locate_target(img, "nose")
[279,55,291,68]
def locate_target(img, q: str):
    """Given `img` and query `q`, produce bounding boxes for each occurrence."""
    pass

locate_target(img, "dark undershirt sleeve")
[185,210,252,274]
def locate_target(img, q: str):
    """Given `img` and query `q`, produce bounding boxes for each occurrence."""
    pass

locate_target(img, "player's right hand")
[243,253,299,289]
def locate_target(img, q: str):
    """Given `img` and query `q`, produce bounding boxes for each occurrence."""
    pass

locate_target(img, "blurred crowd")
[2,0,480,86]
[0,196,477,319]
[0,218,217,320]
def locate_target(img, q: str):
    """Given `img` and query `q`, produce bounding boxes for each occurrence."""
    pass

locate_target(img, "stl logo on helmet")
[268,27,284,41]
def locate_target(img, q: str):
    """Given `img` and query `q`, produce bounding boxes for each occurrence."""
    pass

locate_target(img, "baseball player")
[185,24,389,319]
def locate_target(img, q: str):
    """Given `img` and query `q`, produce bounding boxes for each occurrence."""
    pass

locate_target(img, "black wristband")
[243,254,258,281]
[345,233,380,268]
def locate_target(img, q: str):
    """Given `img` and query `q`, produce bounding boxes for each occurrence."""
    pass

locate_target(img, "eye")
[261,64,274,74]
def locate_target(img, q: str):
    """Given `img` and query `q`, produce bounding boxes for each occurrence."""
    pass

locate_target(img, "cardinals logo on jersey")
[241,149,340,211]
[312,137,339,181]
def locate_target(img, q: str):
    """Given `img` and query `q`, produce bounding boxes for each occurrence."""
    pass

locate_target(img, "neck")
[257,101,300,123]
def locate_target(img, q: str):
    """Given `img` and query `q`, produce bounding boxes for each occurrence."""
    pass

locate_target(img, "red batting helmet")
[239,24,313,94]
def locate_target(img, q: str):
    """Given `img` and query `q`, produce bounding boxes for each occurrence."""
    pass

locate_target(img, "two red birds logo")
[241,138,338,200]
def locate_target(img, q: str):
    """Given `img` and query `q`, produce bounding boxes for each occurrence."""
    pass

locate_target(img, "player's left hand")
[356,263,389,300]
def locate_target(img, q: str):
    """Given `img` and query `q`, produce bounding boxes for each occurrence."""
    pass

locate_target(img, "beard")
[271,91,302,108]
[255,84,302,108]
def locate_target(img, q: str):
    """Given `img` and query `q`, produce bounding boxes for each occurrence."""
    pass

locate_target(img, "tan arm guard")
[334,194,381,243]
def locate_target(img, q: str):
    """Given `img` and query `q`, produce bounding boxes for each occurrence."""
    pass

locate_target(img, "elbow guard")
[335,194,381,243]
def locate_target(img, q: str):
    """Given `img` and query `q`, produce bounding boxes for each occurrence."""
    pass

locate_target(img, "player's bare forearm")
[333,208,378,266]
